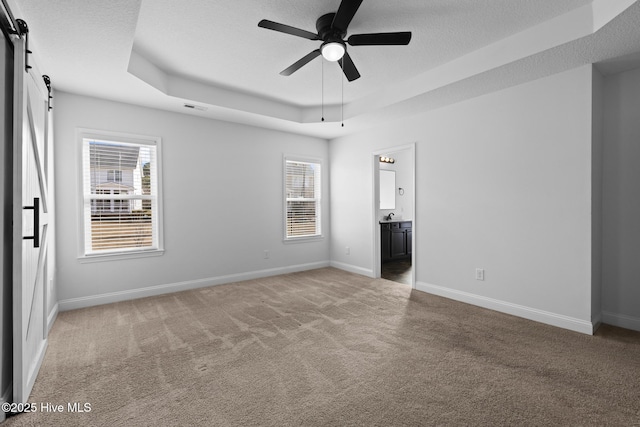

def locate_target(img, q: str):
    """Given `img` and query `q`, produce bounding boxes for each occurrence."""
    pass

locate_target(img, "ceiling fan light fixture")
[321,41,345,62]
[258,0,412,81]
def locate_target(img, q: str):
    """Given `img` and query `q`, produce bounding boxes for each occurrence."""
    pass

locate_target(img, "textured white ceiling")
[7,0,640,139]
[133,0,593,106]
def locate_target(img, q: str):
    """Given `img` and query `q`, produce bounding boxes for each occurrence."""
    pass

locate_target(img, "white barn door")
[12,37,49,404]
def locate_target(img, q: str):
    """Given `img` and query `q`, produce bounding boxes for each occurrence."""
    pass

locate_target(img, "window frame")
[283,155,323,243]
[106,169,123,183]
[77,128,164,262]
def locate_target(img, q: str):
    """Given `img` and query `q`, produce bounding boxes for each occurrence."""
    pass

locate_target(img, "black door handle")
[22,197,39,248]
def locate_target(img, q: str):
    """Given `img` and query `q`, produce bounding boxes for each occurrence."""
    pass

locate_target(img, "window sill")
[78,249,164,263]
[283,236,324,244]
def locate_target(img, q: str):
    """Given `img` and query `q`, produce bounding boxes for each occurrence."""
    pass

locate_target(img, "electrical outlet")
[475,268,484,281]
[264,250,269,259]
[345,247,350,255]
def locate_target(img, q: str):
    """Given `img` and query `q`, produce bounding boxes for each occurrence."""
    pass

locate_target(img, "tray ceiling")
[9,0,640,138]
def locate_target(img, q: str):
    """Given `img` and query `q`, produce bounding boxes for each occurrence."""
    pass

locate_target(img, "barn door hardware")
[43,75,52,110]
[16,19,32,72]
[23,197,40,248]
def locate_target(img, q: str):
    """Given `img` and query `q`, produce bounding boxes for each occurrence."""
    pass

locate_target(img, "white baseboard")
[47,303,59,334]
[58,261,330,311]
[416,281,595,335]
[329,261,374,278]
[602,311,640,332]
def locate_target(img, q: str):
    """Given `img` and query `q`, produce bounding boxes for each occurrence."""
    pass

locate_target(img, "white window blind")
[81,136,161,255]
[285,159,321,239]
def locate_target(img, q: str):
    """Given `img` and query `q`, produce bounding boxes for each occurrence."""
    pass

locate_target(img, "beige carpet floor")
[5,268,640,426]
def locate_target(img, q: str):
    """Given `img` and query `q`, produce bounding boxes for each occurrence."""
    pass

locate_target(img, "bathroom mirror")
[380,170,396,209]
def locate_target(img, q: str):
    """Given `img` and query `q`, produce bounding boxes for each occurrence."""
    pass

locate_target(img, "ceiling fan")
[258,0,412,82]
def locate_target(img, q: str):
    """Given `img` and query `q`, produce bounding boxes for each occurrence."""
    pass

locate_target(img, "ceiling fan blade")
[258,19,320,40]
[331,0,363,31]
[280,50,322,76]
[339,52,361,82]
[348,32,412,46]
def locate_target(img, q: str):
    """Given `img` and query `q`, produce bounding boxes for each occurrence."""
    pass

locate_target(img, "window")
[79,129,163,259]
[107,169,122,183]
[284,158,321,240]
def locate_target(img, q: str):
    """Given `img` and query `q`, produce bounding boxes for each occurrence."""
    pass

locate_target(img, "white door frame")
[371,143,416,288]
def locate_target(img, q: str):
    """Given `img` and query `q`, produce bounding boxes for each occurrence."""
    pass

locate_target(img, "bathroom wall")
[379,148,414,221]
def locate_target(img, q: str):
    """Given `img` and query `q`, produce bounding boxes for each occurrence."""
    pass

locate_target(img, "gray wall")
[54,92,330,309]
[379,147,414,221]
[330,65,597,333]
[602,66,640,331]
[591,68,604,326]
[50,64,640,334]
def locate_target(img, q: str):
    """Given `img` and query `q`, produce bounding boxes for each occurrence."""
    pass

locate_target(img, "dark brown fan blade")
[258,20,320,40]
[280,50,322,76]
[339,52,360,82]
[331,0,363,31]
[348,32,412,46]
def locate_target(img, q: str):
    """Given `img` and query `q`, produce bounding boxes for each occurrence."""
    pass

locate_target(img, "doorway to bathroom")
[372,144,415,287]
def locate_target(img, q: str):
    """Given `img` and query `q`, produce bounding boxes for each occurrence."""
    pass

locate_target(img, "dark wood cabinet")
[391,227,405,258]
[381,221,412,262]
[381,223,391,262]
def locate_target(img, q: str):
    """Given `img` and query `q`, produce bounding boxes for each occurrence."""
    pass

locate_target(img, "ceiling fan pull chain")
[341,57,344,127]
[321,58,325,122]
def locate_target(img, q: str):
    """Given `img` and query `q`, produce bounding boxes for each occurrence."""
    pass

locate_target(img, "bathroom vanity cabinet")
[380,221,412,262]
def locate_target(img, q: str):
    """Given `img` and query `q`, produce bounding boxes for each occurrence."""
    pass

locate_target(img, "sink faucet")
[386,213,394,221]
